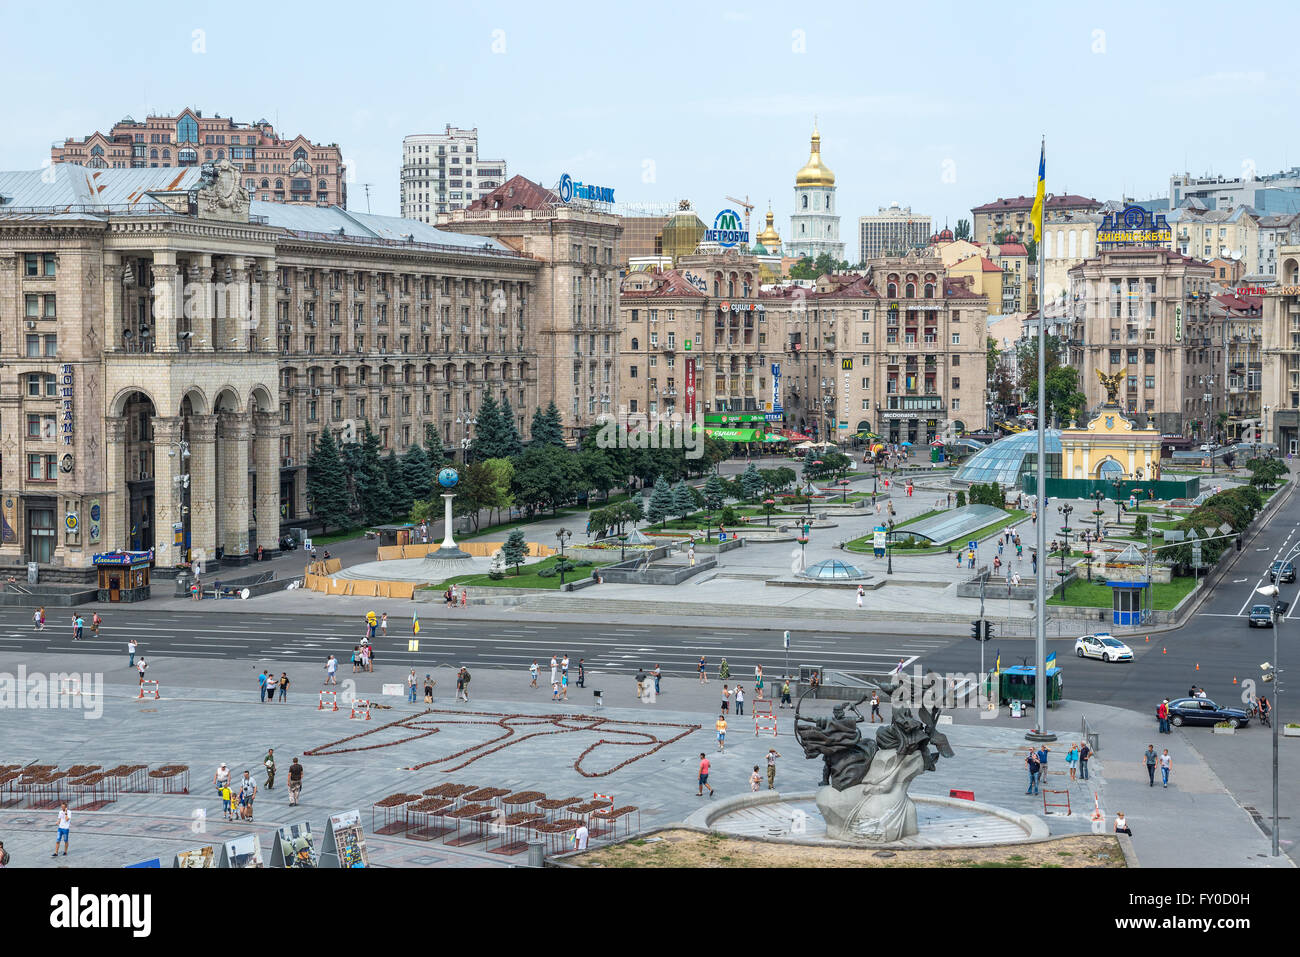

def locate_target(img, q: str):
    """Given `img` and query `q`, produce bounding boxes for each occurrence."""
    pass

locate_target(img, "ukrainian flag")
[1030,140,1045,242]
[412,611,420,635]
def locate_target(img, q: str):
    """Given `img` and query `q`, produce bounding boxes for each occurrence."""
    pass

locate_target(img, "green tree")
[1018,335,1086,424]
[987,336,1000,379]
[498,395,525,459]
[453,460,494,532]
[382,450,411,520]
[740,462,764,501]
[954,219,971,241]
[424,422,448,467]
[578,448,617,503]
[469,393,510,462]
[502,528,528,575]
[351,424,389,525]
[511,443,580,516]
[481,457,516,526]
[672,480,695,520]
[306,428,350,530]
[647,476,674,527]
[401,443,432,503]
[530,400,566,448]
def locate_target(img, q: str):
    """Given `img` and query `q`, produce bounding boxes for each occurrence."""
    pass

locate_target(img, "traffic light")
[971,620,983,641]
[984,621,996,642]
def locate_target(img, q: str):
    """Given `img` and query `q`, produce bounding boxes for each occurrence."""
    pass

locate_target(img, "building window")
[950,334,960,345]
[26,453,57,482]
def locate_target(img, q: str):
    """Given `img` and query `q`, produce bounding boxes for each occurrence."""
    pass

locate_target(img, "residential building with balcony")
[1260,247,1300,453]
[971,193,1100,245]
[858,204,930,262]
[50,108,346,207]
[401,125,507,223]
[1214,292,1263,440]
[1167,205,1261,276]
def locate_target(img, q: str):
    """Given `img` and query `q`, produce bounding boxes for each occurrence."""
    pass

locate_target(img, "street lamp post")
[886,518,895,575]
[618,532,628,561]
[797,534,809,571]
[555,528,571,559]
[1057,504,1073,600]
[1092,490,1105,539]
[1258,583,1283,858]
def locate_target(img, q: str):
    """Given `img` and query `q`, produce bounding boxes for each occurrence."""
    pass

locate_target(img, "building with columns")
[0,161,545,574]
[1260,247,1300,453]
[787,126,845,262]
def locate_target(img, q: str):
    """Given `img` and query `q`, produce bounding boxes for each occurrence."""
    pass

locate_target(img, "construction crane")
[725,195,755,231]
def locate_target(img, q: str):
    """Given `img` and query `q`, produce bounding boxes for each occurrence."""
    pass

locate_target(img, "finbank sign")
[559,173,614,205]
[705,208,749,247]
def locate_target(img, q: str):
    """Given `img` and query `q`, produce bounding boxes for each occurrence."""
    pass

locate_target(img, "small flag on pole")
[1045,650,1057,669]
[412,611,420,635]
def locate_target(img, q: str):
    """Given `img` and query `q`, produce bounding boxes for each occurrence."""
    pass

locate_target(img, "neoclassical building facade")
[0,161,547,573]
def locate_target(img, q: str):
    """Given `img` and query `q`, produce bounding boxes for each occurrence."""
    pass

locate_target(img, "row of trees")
[986,334,1087,426]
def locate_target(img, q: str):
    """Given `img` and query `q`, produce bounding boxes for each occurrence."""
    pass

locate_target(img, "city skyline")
[3,1,1298,239]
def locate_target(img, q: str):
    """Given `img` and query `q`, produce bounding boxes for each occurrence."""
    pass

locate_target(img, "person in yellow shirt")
[715,713,727,752]
[220,785,233,821]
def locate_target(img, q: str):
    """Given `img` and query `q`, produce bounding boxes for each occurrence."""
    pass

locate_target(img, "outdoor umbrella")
[901,441,913,447]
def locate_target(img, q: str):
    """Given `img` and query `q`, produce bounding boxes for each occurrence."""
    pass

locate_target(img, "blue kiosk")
[1105,580,1149,626]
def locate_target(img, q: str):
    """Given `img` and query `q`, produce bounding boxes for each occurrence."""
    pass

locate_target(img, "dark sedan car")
[1249,604,1275,627]
[1271,560,1296,584]
[1167,697,1250,729]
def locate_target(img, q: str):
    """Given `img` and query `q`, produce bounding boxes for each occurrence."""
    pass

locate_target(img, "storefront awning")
[760,433,788,442]
[705,428,760,442]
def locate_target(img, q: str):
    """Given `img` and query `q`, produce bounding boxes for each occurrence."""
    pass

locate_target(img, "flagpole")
[1029,137,1055,744]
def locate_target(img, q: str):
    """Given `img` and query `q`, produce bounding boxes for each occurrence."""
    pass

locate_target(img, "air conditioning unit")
[26,320,36,329]
[312,388,321,396]
[281,456,294,468]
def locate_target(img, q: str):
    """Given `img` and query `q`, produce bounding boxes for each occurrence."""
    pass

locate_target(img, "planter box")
[1212,726,1236,735]
[1284,727,1300,738]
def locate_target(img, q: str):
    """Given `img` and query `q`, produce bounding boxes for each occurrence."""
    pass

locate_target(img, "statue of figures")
[489,548,506,573]
[793,684,954,843]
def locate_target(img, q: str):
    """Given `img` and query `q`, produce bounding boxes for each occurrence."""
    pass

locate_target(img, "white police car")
[1074,633,1133,663]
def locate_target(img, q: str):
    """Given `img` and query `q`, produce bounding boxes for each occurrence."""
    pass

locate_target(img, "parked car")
[1249,604,1275,627]
[278,534,300,552]
[1270,560,1296,584]
[1074,633,1133,662]
[1166,696,1250,728]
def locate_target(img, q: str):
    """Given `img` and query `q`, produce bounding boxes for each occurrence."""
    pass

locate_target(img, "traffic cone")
[1145,635,1150,642]
[1162,647,1167,654]
[1233,676,1238,685]
[1195,663,1199,671]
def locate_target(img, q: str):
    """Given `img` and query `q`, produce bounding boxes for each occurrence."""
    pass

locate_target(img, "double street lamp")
[1257,582,1284,858]
[1056,504,1073,600]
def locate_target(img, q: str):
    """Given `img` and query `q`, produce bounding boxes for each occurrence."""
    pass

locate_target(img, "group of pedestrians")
[212,755,306,820]
[33,608,102,639]
[257,670,291,702]
[1143,745,1174,788]
[442,584,470,608]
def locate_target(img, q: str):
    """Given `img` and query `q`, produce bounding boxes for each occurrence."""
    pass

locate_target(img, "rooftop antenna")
[361,183,373,214]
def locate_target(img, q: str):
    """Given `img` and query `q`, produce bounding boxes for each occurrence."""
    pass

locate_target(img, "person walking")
[1160,748,1173,789]
[460,586,469,608]
[52,802,71,857]
[553,678,562,702]
[765,747,782,790]
[408,669,419,703]
[238,772,257,822]
[870,691,882,723]
[530,660,539,688]
[33,607,44,630]
[735,685,745,716]
[698,656,707,684]
[351,646,360,674]
[780,678,792,709]
[697,753,714,797]
[720,684,730,714]
[550,655,559,687]
[720,658,730,681]
[561,654,570,678]
[265,671,278,703]
[213,762,231,799]
[91,611,103,636]
[136,657,148,686]
[561,671,569,701]
[459,667,471,702]
[263,749,277,790]
[856,585,864,609]
[715,713,727,752]
[1025,749,1041,795]
[1157,699,1170,734]
[423,674,434,703]
[127,638,137,669]
[72,614,84,641]
[278,672,289,702]
[324,654,338,685]
[1079,739,1091,780]
[750,765,762,792]
[1066,743,1078,782]
[652,664,661,695]
[754,664,764,700]
[287,758,304,806]
[1031,551,1038,575]
[1144,745,1158,787]
[258,670,269,702]
[578,659,586,689]
[379,613,388,638]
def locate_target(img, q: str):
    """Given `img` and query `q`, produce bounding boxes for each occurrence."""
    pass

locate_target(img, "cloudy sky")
[3,0,1296,246]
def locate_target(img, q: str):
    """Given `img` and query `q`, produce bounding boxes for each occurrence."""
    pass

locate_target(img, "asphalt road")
[4,478,1297,715]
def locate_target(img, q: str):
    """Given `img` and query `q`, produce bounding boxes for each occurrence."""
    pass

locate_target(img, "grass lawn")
[845,509,1027,555]
[420,554,614,591]
[312,527,367,546]
[1047,575,1197,609]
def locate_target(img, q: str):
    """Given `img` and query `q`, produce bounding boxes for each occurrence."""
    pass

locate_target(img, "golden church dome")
[795,127,835,188]
[755,207,782,249]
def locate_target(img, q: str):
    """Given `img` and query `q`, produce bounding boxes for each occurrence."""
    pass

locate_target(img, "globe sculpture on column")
[429,467,471,561]
[794,675,953,843]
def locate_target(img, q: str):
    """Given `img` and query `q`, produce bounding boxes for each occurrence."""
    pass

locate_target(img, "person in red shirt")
[697,753,714,797]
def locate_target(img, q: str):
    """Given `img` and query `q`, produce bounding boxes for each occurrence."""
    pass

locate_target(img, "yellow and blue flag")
[1030,139,1045,242]
[412,611,420,635]
[1046,650,1057,669]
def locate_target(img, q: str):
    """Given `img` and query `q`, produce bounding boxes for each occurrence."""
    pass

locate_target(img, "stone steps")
[517,595,980,624]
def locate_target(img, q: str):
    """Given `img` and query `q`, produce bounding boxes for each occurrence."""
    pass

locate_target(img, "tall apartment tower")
[401,126,508,224]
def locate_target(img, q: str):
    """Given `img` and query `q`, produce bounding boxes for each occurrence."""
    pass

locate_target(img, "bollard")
[527,839,546,868]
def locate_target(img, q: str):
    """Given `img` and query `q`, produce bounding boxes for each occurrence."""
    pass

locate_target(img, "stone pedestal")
[815,749,925,843]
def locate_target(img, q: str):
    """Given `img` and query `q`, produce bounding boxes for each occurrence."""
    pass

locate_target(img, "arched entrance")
[1096,458,1124,480]
[120,391,158,551]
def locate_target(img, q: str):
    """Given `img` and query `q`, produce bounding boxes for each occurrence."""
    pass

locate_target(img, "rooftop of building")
[464,174,557,212]
[1167,204,1260,224]
[971,193,1100,213]
[0,165,516,256]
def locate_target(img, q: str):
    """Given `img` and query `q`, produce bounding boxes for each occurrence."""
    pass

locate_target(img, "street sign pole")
[783,630,790,682]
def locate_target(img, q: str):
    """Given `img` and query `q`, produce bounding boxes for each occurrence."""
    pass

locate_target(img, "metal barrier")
[1042,789,1072,816]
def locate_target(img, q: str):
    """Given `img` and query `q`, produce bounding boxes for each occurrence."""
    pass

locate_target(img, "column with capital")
[218,412,251,562]
[103,417,128,550]
[192,255,214,352]
[151,254,180,352]
[253,257,276,353]
[102,254,122,354]
[187,414,218,566]
[151,417,183,564]
[253,411,281,555]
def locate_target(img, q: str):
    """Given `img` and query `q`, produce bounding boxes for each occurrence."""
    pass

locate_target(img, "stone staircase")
[515,594,987,624]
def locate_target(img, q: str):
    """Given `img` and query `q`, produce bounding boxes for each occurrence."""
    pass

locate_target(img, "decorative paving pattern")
[305,708,700,777]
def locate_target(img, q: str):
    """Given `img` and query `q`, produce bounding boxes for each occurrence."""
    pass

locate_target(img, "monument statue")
[794,678,953,843]
[1096,368,1125,407]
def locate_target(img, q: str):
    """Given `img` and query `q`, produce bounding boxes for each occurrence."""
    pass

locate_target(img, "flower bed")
[571,799,614,815]
[536,797,581,811]
[463,786,512,802]
[502,790,546,806]
[446,802,495,819]
[438,783,479,799]
[408,797,453,813]
[65,765,101,777]
[374,792,422,808]
[147,764,190,794]
[503,811,544,827]
[534,818,585,833]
